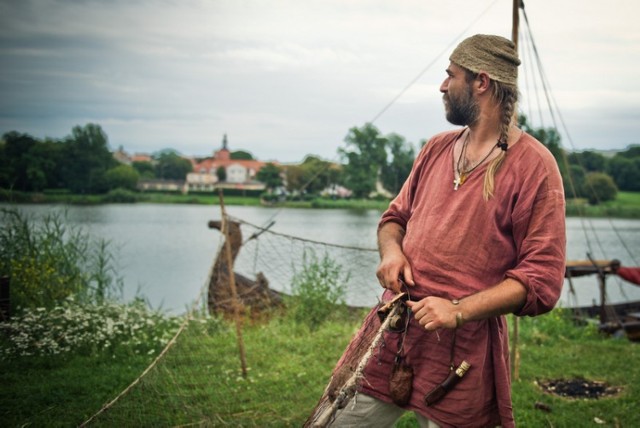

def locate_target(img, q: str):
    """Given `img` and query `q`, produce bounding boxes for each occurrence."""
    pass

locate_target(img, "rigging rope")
[521,6,638,267]
[294,0,501,196]
[368,0,500,124]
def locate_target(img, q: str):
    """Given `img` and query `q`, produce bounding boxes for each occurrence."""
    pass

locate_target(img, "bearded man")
[328,34,566,427]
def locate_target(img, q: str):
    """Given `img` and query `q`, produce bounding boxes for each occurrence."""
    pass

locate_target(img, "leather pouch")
[389,361,413,406]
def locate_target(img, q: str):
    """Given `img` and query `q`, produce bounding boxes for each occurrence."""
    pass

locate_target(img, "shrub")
[583,172,617,205]
[287,249,349,330]
[102,187,139,203]
[0,208,123,311]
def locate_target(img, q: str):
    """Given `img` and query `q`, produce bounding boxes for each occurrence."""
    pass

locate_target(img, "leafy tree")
[105,164,140,191]
[216,166,227,182]
[616,144,640,159]
[0,139,7,188]
[231,150,254,160]
[154,152,192,180]
[286,156,340,195]
[606,157,640,191]
[132,161,156,179]
[284,165,305,195]
[0,132,65,192]
[31,139,65,190]
[1,132,38,191]
[583,172,617,205]
[567,150,606,173]
[380,133,415,195]
[60,124,116,194]
[256,162,283,192]
[564,164,587,199]
[339,123,387,198]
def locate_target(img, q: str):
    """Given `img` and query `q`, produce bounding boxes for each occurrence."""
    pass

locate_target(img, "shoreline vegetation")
[2,189,640,219]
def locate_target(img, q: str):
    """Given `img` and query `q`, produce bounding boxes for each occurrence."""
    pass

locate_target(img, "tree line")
[1,119,638,204]
[0,124,192,195]
[519,115,639,204]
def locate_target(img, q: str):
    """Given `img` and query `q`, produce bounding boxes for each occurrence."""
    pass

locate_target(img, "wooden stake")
[218,189,248,378]
[510,314,520,380]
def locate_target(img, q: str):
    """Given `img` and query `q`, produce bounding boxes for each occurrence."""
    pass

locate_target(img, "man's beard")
[443,85,479,126]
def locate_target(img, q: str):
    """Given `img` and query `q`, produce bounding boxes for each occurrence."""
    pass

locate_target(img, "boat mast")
[510,0,522,380]
[511,0,520,49]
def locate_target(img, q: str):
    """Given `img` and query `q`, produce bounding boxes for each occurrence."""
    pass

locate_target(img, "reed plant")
[0,208,124,311]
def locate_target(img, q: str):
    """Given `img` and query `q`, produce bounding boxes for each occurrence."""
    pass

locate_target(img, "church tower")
[214,133,231,161]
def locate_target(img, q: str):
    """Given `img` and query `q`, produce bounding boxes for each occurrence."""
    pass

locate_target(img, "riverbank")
[3,189,640,218]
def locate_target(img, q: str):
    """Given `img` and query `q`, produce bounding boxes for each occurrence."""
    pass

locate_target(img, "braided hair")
[462,70,518,200]
[483,80,518,200]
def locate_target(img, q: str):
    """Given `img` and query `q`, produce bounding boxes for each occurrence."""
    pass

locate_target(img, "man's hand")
[407,297,458,330]
[376,248,414,293]
[376,222,415,293]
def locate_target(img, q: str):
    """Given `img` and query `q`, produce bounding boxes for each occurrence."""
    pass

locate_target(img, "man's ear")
[475,72,491,94]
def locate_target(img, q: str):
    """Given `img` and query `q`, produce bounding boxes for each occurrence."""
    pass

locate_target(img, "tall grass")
[0,208,125,311]
[0,208,184,427]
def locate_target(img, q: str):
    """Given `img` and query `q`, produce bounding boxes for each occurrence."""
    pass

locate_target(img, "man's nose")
[439,78,449,93]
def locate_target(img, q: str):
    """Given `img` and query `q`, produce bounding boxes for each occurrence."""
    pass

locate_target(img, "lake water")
[4,203,640,314]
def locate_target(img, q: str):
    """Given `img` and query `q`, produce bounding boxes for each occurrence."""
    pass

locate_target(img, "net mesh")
[82,214,383,426]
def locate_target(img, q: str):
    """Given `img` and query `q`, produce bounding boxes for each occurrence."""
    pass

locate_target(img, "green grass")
[2,308,639,427]
[566,191,640,218]
[87,314,364,427]
[614,191,640,206]
[4,189,640,218]
[0,353,156,427]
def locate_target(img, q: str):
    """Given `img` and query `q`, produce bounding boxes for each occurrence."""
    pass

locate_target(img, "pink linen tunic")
[355,129,566,427]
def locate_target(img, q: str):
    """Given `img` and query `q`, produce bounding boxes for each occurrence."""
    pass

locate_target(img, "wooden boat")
[565,259,640,341]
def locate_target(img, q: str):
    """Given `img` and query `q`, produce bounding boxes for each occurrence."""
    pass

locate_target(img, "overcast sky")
[1,0,638,163]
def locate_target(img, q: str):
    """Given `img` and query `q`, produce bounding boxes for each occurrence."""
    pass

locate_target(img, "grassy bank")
[2,308,638,427]
[566,191,640,218]
[2,189,640,218]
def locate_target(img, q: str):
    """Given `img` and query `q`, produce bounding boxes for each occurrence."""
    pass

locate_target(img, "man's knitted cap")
[449,34,520,86]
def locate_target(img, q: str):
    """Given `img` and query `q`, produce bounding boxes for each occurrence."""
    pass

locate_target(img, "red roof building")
[186,134,270,192]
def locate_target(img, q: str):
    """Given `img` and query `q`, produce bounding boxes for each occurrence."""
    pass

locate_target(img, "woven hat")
[449,34,520,86]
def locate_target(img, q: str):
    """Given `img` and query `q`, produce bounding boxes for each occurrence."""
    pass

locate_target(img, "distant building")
[113,147,154,166]
[138,179,186,193]
[186,134,270,193]
[131,153,153,164]
[112,146,132,165]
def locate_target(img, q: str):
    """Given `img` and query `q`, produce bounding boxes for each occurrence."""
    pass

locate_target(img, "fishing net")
[80,214,384,426]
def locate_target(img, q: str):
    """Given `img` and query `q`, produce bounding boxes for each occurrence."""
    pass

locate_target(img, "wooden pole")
[218,189,248,378]
[510,0,521,381]
[511,0,520,51]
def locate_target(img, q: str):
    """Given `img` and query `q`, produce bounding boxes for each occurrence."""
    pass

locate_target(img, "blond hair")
[482,80,518,200]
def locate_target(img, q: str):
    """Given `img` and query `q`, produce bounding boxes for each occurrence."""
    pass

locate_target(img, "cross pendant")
[453,173,466,190]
